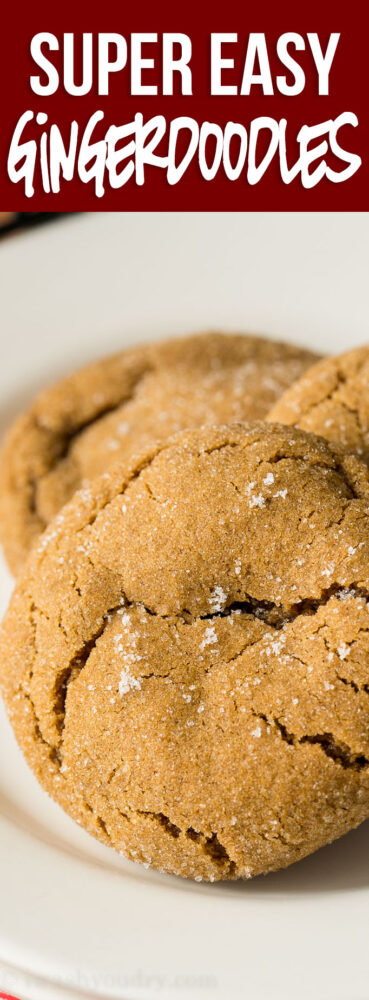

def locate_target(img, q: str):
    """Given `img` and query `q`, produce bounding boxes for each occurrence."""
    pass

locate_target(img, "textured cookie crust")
[268,346,369,464]
[0,332,320,574]
[2,422,369,881]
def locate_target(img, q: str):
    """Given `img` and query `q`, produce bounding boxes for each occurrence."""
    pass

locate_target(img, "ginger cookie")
[268,346,369,464]
[0,332,320,574]
[2,422,369,882]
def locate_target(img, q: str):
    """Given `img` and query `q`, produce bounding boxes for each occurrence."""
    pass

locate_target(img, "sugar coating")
[208,587,227,612]
[118,670,142,697]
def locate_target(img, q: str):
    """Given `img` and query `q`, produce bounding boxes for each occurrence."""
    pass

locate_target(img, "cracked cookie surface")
[268,346,369,465]
[2,422,369,881]
[0,331,320,574]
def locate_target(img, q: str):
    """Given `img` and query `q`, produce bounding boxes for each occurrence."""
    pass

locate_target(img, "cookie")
[0,332,320,574]
[2,422,369,882]
[268,346,369,463]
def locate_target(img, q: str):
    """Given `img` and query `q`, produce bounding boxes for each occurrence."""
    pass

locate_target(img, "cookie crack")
[21,690,61,766]
[335,672,369,698]
[74,443,171,532]
[201,441,240,456]
[136,810,235,872]
[54,602,125,745]
[300,733,369,770]
[82,801,113,842]
[198,584,369,629]
[31,362,153,526]
[253,713,369,771]
[40,365,153,465]
[204,636,267,673]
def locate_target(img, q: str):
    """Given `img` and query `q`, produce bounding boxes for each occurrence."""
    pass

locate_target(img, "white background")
[1,212,368,402]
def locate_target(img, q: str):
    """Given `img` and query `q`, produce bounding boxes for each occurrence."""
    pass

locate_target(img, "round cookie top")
[268,346,369,463]
[2,422,369,882]
[0,331,320,574]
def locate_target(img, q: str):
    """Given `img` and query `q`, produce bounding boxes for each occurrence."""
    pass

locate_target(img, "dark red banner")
[0,0,368,210]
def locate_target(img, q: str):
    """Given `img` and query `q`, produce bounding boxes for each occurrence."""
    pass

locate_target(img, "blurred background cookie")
[0,331,320,573]
[268,346,369,463]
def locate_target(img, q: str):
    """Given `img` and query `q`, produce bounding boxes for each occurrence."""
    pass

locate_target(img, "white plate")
[1,213,369,1000]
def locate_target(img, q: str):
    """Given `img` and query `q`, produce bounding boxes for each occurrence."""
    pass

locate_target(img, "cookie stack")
[1,332,369,883]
